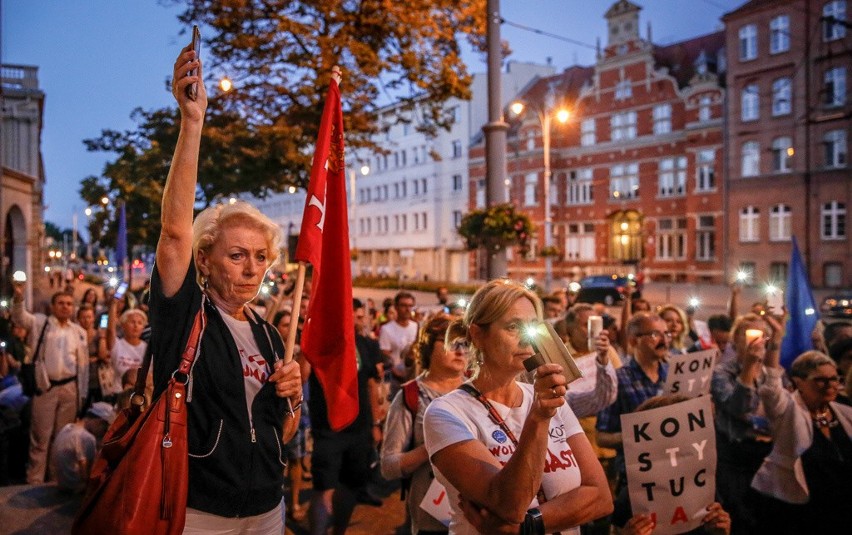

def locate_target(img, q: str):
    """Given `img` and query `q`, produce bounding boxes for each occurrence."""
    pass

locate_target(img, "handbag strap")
[133,300,207,401]
[458,383,550,506]
[32,319,49,365]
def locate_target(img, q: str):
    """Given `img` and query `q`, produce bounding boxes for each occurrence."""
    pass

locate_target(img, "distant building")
[254,61,554,283]
[1,64,47,300]
[723,0,851,288]
[470,0,727,285]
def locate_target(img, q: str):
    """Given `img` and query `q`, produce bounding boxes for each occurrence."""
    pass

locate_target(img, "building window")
[422,212,428,230]
[565,223,596,261]
[825,262,843,287]
[698,96,712,122]
[697,149,716,191]
[421,178,427,194]
[739,206,760,242]
[451,139,463,158]
[610,211,643,262]
[696,215,715,261]
[824,0,847,41]
[772,78,792,116]
[739,24,758,60]
[658,156,687,197]
[741,84,759,121]
[770,262,788,283]
[770,15,790,53]
[401,214,407,232]
[610,163,639,200]
[769,204,792,241]
[453,210,462,229]
[822,201,846,239]
[452,174,463,191]
[611,111,637,141]
[568,169,593,205]
[581,119,596,146]
[824,67,846,107]
[742,141,760,177]
[524,173,538,206]
[771,137,794,172]
[476,179,485,208]
[656,218,687,260]
[824,129,848,167]
[653,104,672,135]
[615,79,632,100]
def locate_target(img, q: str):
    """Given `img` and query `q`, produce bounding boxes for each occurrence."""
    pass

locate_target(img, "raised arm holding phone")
[144,38,302,531]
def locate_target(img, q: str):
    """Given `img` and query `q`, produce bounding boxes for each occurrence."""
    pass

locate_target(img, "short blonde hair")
[120,308,148,325]
[192,201,282,284]
[464,279,543,376]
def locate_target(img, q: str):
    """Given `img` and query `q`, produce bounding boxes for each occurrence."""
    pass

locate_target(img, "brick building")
[723,0,851,288]
[469,0,727,285]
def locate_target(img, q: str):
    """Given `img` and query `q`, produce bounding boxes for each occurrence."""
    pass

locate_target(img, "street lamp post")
[511,91,569,293]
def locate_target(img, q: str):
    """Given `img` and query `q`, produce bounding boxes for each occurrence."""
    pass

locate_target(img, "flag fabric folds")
[780,237,819,369]
[294,75,358,431]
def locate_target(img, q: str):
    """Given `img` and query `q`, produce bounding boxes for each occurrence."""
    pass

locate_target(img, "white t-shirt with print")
[219,309,268,425]
[424,382,584,535]
[379,320,418,375]
[111,337,147,383]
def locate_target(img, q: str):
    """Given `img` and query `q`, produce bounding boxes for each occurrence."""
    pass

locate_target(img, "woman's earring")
[201,276,209,291]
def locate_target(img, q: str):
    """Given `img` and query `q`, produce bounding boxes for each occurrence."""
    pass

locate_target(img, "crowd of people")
[1,42,850,535]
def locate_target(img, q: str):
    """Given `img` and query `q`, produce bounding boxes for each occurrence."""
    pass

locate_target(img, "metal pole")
[483,0,509,279]
[542,110,553,293]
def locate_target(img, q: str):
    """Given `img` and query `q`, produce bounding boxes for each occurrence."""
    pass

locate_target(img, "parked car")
[821,291,852,319]
[576,275,637,306]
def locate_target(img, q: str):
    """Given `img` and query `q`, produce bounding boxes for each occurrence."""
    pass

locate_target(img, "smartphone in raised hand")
[186,25,201,100]
[522,321,583,383]
[114,282,129,301]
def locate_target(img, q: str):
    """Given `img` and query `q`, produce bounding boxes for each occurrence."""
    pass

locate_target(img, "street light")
[510,91,570,293]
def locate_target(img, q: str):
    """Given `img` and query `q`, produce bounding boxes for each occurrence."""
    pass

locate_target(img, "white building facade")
[254,61,553,283]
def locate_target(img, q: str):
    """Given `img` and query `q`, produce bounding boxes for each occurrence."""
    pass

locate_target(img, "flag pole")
[283,262,307,365]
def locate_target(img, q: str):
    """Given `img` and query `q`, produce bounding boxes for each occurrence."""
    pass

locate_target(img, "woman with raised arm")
[423,280,612,535]
[148,43,302,533]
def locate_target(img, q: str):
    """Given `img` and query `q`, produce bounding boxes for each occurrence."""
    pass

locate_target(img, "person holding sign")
[614,394,731,535]
[597,313,671,493]
[423,280,612,534]
[709,313,783,534]
[380,315,468,535]
[750,350,852,532]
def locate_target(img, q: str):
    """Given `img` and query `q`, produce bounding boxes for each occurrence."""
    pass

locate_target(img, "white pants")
[183,501,284,535]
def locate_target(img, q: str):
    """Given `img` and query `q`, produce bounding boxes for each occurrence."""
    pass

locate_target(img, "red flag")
[295,76,358,431]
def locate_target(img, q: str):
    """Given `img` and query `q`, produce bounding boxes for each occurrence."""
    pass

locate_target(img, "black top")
[149,261,287,517]
[308,333,381,434]
[799,415,852,530]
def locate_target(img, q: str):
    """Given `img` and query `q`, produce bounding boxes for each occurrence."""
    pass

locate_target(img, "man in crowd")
[49,401,115,492]
[596,312,670,492]
[309,299,384,535]
[378,291,418,394]
[11,284,89,484]
[542,295,565,321]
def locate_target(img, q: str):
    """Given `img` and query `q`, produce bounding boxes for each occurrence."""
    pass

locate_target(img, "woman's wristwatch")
[520,507,544,535]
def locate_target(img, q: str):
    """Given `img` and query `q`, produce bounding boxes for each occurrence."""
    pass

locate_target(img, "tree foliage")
[81,0,486,250]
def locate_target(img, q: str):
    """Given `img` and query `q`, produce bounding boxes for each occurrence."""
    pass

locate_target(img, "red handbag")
[72,308,205,535]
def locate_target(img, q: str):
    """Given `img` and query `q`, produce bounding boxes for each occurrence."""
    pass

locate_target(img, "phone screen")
[99,315,109,329]
[115,282,128,300]
[186,25,201,100]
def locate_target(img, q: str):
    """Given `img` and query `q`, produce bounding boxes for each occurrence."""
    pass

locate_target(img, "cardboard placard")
[663,349,717,399]
[621,396,717,535]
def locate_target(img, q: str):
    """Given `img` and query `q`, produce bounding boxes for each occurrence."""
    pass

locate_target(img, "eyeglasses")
[449,340,470,352]
[636,330,673,341]
[808,376,841,388]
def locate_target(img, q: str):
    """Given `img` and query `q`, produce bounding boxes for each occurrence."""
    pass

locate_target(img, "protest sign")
[663,349,716,398]
[621,396,716,535]
[420,478,451,526]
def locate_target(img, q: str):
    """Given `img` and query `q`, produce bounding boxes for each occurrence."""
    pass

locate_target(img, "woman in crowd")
[147,44,302,532]
[659,304,697,354]
[381,315,468,535]
[751,350,852,532]
[76,304,104,408]
[79,288,100,316]
[710,312,783,534]
[423,280,612,534]
[101,298,148,405]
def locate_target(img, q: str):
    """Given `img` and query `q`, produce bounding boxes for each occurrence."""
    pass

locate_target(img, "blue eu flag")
[780,237,819,369]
